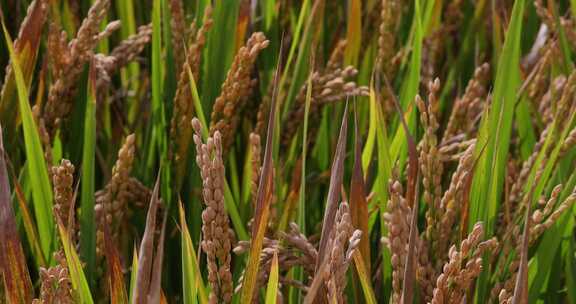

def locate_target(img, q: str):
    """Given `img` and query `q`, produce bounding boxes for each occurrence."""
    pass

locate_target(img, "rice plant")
[0,0,575,303]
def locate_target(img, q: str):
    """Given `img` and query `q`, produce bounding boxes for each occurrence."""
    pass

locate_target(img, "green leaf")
[469,0,525,235]
[129,247,139,304]
[180,202,208,304]
[57,219,94,304]
[290,66,314,303]
[114,0,142,125]
[80,62,97,284]
[470,3,525,301]
[2,19,54,259]
[361,87,377,174]
[11,169,47,267]
[371,84,393,301]
[353,252,377,304]
[298,68,313,236]
[389,0,423,170]
[528,156,576,299]
[563,229,576,303]
[201,1,240,115]
[279,0,313,118]
[149,0,172,209]
[515,96,536,160]
[264,252,279,304]
[344,0,361,66]
[187,68,208,138]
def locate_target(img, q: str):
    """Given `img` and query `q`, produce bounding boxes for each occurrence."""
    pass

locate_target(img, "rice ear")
[192,121,234,303]
[168,0,187,75]
[209,32,269,150]
[431,223,498,304]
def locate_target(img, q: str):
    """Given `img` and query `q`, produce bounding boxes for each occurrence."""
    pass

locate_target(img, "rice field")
[0,0,575,303]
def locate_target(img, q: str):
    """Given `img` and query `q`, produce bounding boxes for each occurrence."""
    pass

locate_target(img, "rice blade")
[132,173,161,304]
[240,51,280,304]
[350,104,370,272]
[0,125,34,304]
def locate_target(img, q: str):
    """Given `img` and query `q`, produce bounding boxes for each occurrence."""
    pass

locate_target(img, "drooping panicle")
[282,67,368,146]
[170,6,213,189]
[44,0,120,136]
[442,63,490,144]
[377,0,400,76]
[209,32,269,150]
[430,223,498,304]
[94,134,150,257]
